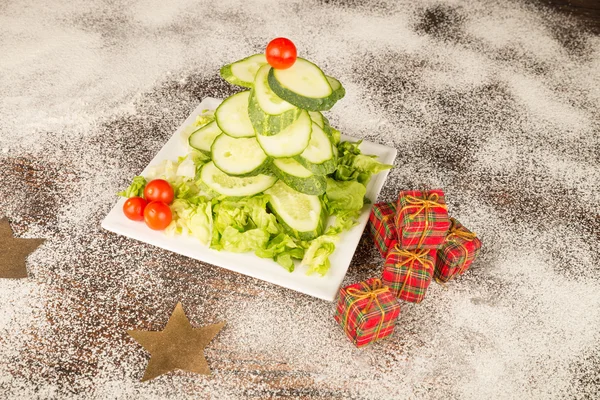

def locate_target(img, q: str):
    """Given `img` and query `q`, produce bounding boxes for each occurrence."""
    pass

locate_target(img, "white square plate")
[102,98,397,301]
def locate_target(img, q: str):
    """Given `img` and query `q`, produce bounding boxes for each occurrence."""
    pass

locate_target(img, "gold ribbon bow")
[344,279,389,342]
[392,247,435,297]
[447,221,477,242]
[399,193,448,247]
[444,220,477,275]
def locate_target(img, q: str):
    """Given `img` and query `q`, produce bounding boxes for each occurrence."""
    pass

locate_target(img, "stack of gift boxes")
[334,190,482,347]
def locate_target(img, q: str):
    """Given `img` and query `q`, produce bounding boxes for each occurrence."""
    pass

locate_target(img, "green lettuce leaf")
[331,209,362,234]
[118,176,146,198]
[255,233,304,272]
[334,140,393,185]
[329,127,341,145]
[215,226,270,253]
[149,152,208,182]
[146,159,179,182]
[275,249,304,272]
[194,110,215,128]
[235,196,279,234]
[211,195,281,253]
[188,150,211,174]
[301,234,338,276]
[212,202,250,236]
[144,152,211,200]
[321,178,367,238]
[353,154,394,183]
[166,198,212,245]
[181,111,216,145]
[324,178,366,214]
[213,196,279,235]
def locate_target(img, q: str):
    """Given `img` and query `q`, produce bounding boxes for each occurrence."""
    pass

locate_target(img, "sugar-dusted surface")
[1,0,599,399]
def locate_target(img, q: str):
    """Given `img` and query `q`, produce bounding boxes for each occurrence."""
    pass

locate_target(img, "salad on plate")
[118,38,392,276]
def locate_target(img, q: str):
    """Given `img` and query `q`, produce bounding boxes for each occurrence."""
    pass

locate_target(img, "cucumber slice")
[272,58,332,98]
[309,111,325,129]
[317,114,339,145]
[248,89,302,136]
[220,54,267,88]
[308,111,340,159]
[309,111,338,147]
[215,91,255,138]
[256,111,312,158]
[268,59,345,111]
[188,121,222,155]
[265,180,327,241]
[293,122,336,176]
[271,158,326,195]
[325,75,346,104]
[248,65,303,136]
[254,65,296,115]
[211,134,269,177]
[201,161,277,197]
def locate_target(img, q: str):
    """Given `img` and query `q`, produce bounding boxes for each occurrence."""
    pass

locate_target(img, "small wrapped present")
[435,218,482,283]
[368,202,398,258]
[334,278,401,347]
[382,247,437,303]
[395,190,451,249]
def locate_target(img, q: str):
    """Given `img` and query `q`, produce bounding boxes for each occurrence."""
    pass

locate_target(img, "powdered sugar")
[1,0,599,398]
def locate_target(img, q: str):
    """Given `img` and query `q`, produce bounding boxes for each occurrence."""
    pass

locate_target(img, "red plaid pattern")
[368,202,399,258]
[395,190,451,249]
[334,278,401,347]
[435,218,482,283]
[382,247,437,303]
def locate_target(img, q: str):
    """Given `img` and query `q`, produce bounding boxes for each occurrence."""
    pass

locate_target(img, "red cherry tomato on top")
[123,197,147,221]
[144,201,172,230]
[266,38,297,70]
[144,179,174,204]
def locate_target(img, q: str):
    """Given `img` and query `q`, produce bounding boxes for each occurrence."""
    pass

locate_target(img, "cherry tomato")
[266,38,297,70]
[123,197,148,221]
[144,201,172,230]
[144,179,174,204]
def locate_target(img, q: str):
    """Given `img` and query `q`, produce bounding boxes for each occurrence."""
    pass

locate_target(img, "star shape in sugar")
[128,302,225,382]
[0,218,45,279]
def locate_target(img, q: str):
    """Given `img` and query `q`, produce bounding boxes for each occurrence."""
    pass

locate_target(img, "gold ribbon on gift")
[399,193,448,247]
[393,247,435,297]
[343,279,389,342]
[447,222,477,242]
[445,220,478,275]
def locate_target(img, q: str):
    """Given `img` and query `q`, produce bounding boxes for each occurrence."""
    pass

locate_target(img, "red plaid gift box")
[382,247,437,303]
[368,202,398,258]
[334,278,401,347]
[435,218,482,283]
[395,190,451,250]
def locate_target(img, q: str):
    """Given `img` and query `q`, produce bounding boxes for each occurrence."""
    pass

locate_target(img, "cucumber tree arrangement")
[193,37,346,239]
[120,38,391,275]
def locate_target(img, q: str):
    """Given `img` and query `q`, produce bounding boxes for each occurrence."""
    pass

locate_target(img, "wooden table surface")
[1,1,599,399]
[537,0,600,32]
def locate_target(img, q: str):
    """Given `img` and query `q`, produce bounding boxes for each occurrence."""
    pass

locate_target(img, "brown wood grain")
[534,0,600,32]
